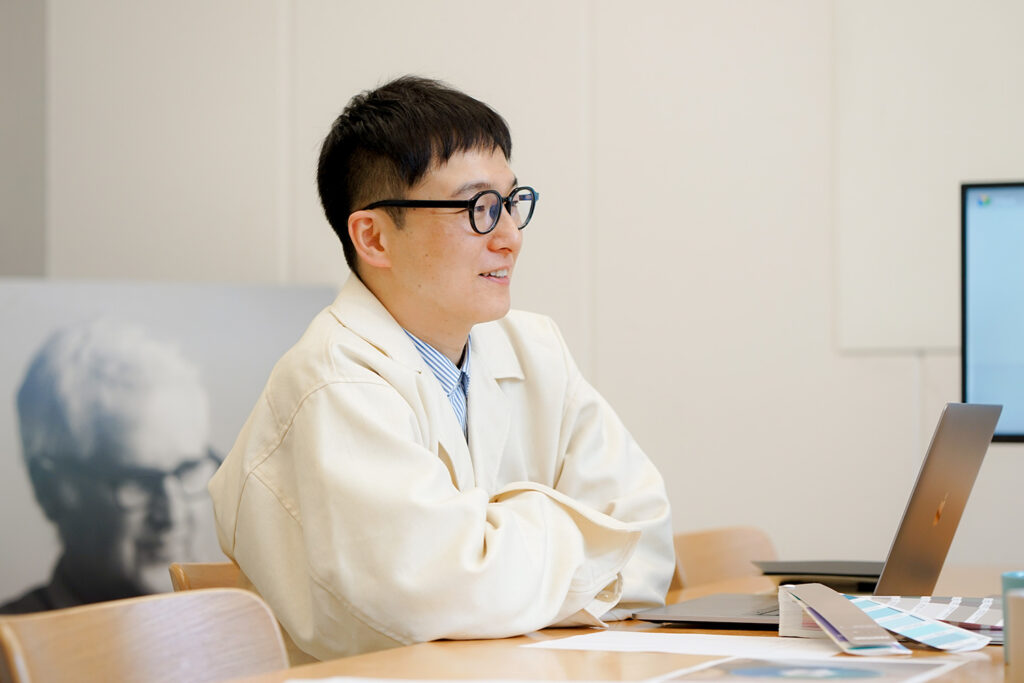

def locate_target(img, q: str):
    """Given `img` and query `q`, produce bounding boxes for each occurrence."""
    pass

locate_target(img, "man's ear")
[348,210,392,271]
[28,459,80,521]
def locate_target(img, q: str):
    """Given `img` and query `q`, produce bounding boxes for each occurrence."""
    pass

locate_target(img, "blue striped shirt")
[404,331,470,437]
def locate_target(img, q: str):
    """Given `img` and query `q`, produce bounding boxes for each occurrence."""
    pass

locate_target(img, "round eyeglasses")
[106,453,220,509]
[361,186,539,234]
[37,450,220,510]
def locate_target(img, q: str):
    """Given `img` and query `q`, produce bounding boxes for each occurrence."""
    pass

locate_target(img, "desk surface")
[234,567,1009,682]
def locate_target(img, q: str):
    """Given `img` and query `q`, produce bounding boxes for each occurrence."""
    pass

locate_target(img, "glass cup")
[1008,588,1024,680]
[1002,571,1024,665]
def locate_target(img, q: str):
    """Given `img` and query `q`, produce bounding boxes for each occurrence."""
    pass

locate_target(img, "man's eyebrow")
[452,177,518,197]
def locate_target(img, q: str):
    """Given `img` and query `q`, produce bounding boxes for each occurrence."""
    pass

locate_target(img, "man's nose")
[489,203,522,251]
[145,475,191,529]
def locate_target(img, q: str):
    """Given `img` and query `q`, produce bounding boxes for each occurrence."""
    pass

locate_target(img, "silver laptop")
[636,403,1002,627]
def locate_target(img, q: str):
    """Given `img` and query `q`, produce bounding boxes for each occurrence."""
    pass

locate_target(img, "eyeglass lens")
[113,457,217,509]
[472,188,536,233]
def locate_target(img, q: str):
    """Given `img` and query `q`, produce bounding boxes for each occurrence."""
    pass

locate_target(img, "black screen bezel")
[961,180,1024,441]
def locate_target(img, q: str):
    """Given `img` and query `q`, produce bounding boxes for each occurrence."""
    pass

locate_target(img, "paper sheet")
[284,680,607,683]
[521,630,839,659]
[649,656,964,682]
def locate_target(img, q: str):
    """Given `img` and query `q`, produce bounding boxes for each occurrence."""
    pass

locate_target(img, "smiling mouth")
[137,533,189,559]
[480,269,510,279]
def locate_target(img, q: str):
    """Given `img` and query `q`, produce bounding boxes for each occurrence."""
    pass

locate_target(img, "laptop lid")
[635,403,1001,627]
[873,402,1001,595]
[753,403,1001,596]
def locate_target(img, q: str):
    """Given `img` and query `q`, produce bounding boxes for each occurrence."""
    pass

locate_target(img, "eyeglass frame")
[33,448,221,510]
[359,185,539,235]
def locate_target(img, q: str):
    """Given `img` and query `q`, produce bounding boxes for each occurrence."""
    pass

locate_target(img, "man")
[1,320,216,613]
[208,76,674,660]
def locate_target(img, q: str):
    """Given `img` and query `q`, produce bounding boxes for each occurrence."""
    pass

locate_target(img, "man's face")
[50,388,212,597]
[380,147,524,344]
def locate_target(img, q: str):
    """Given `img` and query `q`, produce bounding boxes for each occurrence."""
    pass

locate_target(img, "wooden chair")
[168,561,241,591]
[0,588,288,683]
[168,561,314,667]
[667,525,777,602]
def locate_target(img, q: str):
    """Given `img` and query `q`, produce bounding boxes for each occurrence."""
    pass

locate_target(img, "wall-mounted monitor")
[962,181,1024,441]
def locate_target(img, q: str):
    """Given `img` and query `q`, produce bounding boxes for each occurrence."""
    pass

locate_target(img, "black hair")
[316,75,513,271]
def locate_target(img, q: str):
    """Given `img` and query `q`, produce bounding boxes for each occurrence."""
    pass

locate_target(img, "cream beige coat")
[209,276,674,660]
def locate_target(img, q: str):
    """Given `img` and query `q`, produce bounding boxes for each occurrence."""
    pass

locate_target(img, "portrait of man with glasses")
[209,75,674,662]
[0,320,216,613]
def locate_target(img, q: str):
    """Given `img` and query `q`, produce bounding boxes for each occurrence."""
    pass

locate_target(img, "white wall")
[9,0,1024,571]
[836,0,1024,351]
[46,0,285,281]
[0,0,45,275]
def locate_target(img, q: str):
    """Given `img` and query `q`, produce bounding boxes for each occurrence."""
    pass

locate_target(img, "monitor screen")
[962,181,1024,440]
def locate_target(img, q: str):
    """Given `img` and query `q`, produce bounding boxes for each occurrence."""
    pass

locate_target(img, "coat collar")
[328,275,525,382]
[328,275,525,492]
[327,275,426,371]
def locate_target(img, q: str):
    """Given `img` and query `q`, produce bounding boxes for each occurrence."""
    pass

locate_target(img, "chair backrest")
[0,588,288,683]
[670,525,777,590]
[168,561,316,668]
[168,561,241,591]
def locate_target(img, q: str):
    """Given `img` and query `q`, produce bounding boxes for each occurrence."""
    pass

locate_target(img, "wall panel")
[0,0,45,276]
[47,0,284,281]
[836,0,1024,350]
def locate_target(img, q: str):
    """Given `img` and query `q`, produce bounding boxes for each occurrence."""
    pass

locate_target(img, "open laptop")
[635,402,1002,628]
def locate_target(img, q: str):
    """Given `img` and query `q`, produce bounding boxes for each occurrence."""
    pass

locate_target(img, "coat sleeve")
[546,319,676,618]
[213,375,644,660]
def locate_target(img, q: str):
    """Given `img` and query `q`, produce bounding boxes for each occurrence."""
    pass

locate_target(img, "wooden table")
[234,568,1010,682]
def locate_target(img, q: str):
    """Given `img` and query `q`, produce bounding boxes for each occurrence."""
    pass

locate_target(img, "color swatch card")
[780,584,911,656]
[871,595,1002,630]
[778,584,992,653]
[845,595,992,652]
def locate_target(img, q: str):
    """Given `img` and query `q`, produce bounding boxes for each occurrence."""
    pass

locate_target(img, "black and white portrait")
[0,280,334,612]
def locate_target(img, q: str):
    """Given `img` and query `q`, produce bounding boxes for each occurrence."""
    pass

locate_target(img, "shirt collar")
[329,275,523,381]
[403,330,471,396]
